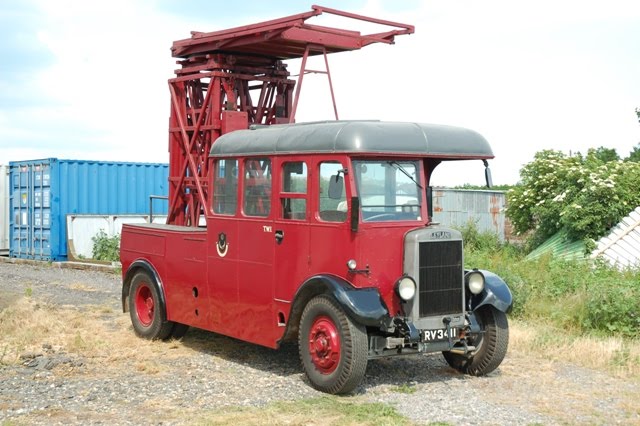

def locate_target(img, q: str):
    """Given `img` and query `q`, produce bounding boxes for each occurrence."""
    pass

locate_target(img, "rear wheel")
[443,306,509,375]
[128,272,174,340]
[298,295,368,394]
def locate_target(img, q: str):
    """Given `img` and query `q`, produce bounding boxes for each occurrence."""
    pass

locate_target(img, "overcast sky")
[1,0,639,185]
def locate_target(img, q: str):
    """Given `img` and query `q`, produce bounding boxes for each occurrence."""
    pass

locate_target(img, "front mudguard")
[303,275,389,326]
[470,270,513,313]
[280,275,390,343]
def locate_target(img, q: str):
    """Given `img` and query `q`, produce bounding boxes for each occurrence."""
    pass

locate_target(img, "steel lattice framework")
[166,5,414,226]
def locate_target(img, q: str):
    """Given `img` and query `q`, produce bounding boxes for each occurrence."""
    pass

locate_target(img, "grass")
[193,397,409,426]
[0,297,191,371]
[390,383,417,394]
[509,319,640,378]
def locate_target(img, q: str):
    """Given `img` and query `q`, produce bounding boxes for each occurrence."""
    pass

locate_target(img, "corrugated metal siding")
[591,206,640,270]
[525,231,587,261]
[0,165,8,254]
[9,159,169,261]
[432,189,506,240]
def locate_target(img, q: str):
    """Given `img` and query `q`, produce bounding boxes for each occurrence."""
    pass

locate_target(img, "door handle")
[275,230,284,244]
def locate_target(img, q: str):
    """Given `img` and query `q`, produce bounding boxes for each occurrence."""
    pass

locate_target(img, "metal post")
[149,195,169,224]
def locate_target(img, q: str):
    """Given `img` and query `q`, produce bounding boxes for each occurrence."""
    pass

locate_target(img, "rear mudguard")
[121,259,167,322]
[281,275,390,343]
[470,269,513,313]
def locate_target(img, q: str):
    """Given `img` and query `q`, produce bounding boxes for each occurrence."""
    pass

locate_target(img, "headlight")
[466,271,485,295]
[347,259,358,270]
[395,276,416,301]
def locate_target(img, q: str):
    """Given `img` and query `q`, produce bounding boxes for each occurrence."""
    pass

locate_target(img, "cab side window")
[281,162,307,220]
[243,158,271,217]
[318,162,347,222]
[213,159,238,215]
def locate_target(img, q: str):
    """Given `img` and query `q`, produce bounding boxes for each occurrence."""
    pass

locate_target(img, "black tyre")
[128,272,174,340]
[443,306,509,376]
[298,295,368,394]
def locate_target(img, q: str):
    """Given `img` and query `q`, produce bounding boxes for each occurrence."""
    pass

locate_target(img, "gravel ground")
[1,260,638,425]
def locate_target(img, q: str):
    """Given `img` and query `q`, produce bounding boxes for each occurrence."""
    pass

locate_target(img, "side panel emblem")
[217,232,229,257]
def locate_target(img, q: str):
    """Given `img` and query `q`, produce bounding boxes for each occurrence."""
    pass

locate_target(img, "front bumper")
[368,314,475,358]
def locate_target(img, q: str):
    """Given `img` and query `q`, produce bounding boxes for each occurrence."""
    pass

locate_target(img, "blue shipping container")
[9,159,169,260]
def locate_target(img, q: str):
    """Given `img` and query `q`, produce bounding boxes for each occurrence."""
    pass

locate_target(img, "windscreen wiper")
[388,161,423,189]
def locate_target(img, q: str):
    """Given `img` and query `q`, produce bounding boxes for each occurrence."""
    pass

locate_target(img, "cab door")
[235,157,277,346]
[308,159,353,278]
[207,158,240,332]
[273,158,311,323]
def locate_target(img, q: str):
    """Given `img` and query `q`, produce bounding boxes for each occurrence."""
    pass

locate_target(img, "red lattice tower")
[166,5,414,226]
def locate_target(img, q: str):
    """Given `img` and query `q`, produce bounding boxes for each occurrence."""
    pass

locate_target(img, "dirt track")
[0,260,638,425]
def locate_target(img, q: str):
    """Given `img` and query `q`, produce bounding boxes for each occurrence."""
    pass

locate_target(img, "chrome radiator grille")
[418,240,463,317]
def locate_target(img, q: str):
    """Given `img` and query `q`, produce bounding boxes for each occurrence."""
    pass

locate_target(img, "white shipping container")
[66,214,168,260]
[0,165,9,255]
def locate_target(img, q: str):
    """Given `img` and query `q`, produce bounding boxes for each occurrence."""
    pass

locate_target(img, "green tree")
[628,107,640,162]
[628,144,640,162]
[507,149,640,248]
[586,146,619,164]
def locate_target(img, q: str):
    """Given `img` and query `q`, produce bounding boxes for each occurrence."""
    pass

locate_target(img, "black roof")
[209,121,494,159]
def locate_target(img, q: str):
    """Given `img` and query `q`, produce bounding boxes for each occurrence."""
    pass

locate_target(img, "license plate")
[423,328,457,341]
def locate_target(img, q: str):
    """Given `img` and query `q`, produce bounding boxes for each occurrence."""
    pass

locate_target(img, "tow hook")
[444,316,476,355]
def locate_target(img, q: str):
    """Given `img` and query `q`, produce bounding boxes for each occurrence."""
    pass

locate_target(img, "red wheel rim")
[134,284,154,327]
[308,315,341,374]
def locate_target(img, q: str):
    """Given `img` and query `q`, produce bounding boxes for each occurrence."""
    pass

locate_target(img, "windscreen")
[353,160,422,222]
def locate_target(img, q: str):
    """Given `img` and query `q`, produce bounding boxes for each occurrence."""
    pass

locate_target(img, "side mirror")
[328,175,344,200]
[483,160,493,189]
[427,186,433,220]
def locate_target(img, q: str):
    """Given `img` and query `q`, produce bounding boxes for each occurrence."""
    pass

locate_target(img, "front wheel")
[128,271,175,340]
[298,295,368,394]
[443,306,509,376]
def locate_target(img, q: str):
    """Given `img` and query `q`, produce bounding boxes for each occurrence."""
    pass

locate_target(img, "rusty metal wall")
[432,189,506,241]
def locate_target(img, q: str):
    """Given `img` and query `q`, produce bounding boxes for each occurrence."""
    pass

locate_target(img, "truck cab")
[120,120,512,394]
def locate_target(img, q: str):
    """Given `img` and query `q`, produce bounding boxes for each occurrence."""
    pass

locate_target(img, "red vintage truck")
[120,6,511,394]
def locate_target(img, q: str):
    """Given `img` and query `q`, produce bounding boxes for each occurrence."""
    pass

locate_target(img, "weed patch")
[391,383,418,394]
[194,396,409,425]
[92,230,120,262]
[461,222,640,340]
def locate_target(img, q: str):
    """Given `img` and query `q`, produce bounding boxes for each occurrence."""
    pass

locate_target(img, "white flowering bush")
[507,149,640,248]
